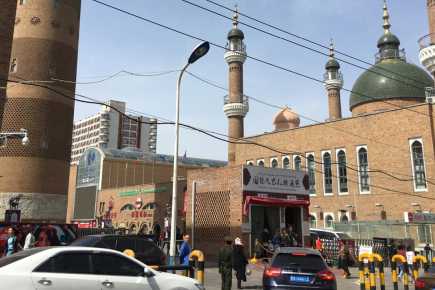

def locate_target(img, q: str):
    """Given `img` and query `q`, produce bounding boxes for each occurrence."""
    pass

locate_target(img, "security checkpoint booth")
[186,165,310,258]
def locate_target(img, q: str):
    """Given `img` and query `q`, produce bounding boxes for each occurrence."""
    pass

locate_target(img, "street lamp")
[169,41,210,265]
[0,128,29,147]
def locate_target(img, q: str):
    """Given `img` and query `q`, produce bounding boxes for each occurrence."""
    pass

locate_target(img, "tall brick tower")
[0,1,18,126]
[324,41,343,121]
[223,8,249,164]
[0,0,81,222]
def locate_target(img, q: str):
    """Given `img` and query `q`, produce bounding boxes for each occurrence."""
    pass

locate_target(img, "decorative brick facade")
[233,104,435,232]
[0,0,81,222]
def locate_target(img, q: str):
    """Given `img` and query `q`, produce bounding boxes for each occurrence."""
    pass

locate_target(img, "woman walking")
[233,237,248,289]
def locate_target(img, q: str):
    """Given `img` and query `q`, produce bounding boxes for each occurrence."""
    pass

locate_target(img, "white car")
[0,247,205,290]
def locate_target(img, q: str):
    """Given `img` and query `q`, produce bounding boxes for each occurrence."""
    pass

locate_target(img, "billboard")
[242,165,309,195]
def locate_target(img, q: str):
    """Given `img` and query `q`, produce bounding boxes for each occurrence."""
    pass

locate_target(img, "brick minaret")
[224,8,249,164]
[324,41,343,121]
[0,1,18,126]
[0,0,81,222]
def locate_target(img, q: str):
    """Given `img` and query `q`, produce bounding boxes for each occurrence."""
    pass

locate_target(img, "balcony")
[375,48,406,63]
[223,95,249,117]
[323,71,343,90]
[419,33,435,74]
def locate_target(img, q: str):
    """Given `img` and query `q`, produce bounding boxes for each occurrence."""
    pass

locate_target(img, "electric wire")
[199,0,430,88]
[8,69,435,182]
[5,78,434,200]
[90,0,435,120]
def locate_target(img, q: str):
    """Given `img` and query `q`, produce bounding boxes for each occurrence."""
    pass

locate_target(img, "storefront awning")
[243,196,310,215]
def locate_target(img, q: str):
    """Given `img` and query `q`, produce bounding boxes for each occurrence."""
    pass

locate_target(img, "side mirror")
[143,267,155,278]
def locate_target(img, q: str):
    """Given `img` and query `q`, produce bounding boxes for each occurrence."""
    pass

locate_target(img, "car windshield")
[0,248,48,268]
[272,253,326,273]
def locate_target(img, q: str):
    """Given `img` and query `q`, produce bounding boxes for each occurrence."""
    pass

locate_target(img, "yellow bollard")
[372,254,385,290]
[392,254,408,290]
[358,252,372,290]
[189,250,205,285]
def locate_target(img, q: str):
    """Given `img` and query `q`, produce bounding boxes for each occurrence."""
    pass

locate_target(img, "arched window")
[337,150,348,193]
[257,160,265,167]
[247,161,254,166]
[340,215,349,224]
[271,159,278,168]
[309,215,317,228]
[411,140,427,190]
[325,215,334,228]
[120,203,134,211]
[323,152,333,194]
[307,154,316,194]
[358,147,370,192]
[283,157,290,169]
[294,156,301,171]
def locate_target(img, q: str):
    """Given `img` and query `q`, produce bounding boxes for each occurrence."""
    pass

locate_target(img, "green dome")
[228,28,244,40]
[349,59,433,110]
[377,32,400,48]
[325,58,340,70]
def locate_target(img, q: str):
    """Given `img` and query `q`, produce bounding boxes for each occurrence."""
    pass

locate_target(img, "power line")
[8,73,434,181]
[6,78,434,200]
[199,0,430,88]
[90,0,435,120]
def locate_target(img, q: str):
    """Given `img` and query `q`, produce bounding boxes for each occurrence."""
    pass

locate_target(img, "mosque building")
[186,1,435,255]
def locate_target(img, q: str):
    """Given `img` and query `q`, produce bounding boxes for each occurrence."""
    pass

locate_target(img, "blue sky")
[75,0,428,161]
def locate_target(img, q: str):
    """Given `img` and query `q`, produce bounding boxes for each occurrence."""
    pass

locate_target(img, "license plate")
[289,275,310,283]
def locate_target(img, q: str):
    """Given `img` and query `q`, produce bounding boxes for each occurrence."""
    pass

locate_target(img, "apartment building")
[71,100,157,164]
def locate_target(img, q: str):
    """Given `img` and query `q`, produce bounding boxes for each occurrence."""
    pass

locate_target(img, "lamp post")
[169,41,210,265]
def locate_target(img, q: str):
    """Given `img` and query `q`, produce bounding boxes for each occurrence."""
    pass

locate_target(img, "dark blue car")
[263,247,337,290]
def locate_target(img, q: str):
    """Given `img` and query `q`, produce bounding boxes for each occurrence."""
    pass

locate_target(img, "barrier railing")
[124,249,205,285]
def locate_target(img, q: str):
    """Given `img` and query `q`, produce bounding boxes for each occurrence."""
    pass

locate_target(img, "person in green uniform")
[219,236,233,290]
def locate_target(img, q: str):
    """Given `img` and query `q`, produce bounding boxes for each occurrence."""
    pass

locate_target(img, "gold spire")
[232,5,239,28]
[329,39,335,58]
[383,0,391,34]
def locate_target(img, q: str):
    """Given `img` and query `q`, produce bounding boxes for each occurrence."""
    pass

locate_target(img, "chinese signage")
[404,212,435,224]
[118,187,167,197]
[131,211,153,218]
[242,165,309,195]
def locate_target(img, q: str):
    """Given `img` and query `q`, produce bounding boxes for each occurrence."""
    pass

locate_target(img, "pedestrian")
[315,236,323,252]
[218,236,233,290]
[3,227,19,256]
[271,229,281,250]
[254,239,264,259]
[233,237,248,289]
[23,230,35,250]
[424,243,432,262]
[397,245,406,279]
[280,229,291,247]
[406,246,415,283]
[179,234,191,266]
[338,241,351,278]
[260,228,270,244]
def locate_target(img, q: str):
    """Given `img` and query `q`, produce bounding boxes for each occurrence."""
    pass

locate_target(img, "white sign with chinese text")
[242,165,309,195]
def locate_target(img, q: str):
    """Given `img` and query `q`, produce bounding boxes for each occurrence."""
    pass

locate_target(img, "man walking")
[219,236,233,290]
[179,234,191,266]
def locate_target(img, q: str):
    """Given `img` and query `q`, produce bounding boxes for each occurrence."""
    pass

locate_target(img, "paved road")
[202,265,418,290]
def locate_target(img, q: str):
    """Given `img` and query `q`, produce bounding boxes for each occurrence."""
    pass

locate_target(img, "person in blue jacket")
[179,234,191,265]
